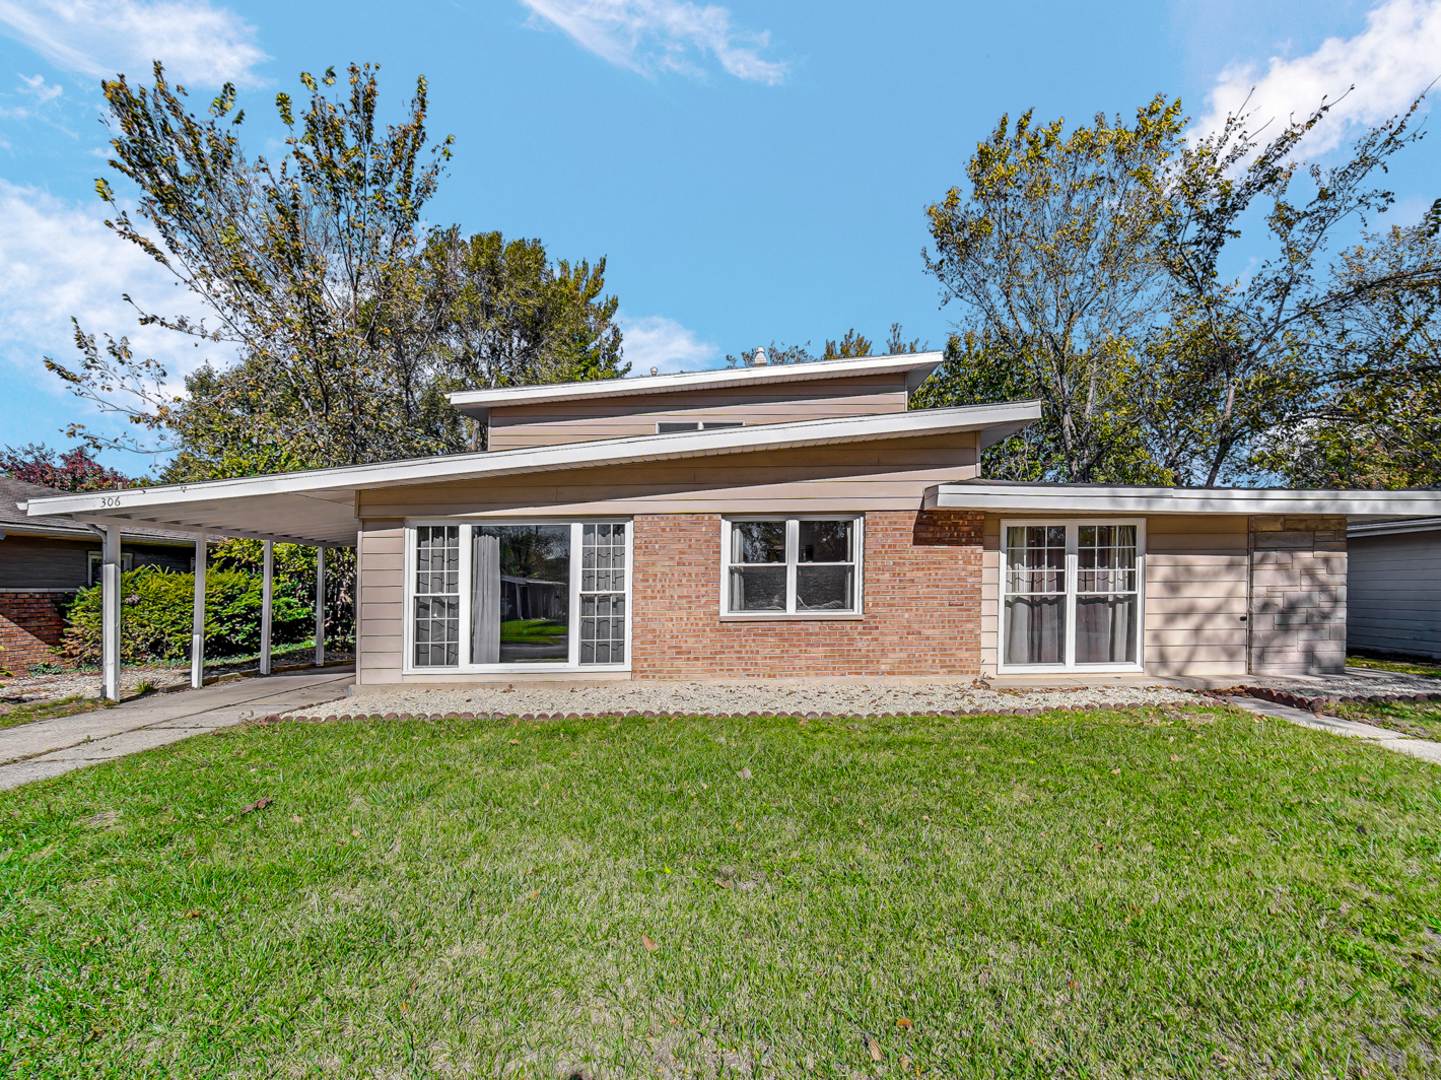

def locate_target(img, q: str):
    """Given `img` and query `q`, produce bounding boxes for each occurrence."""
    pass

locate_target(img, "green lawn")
[1348,655,1441,679]
[1341,699,1441,742]
[2,707,1440,1078]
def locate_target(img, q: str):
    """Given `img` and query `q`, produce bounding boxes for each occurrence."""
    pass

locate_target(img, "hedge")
[64,565,314,664]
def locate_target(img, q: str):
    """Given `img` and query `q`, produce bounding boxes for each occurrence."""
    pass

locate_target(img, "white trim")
[720,514,865,618]
[928,482,1441,519]
[1347,517,1441,538]
[402,518,634,676]
[996,518,1147,675]
[22,402,1042,547]
[448,352,945,417]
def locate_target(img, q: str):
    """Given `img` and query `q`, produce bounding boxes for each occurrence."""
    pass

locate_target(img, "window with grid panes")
[413,525,461,666]
[579,523,627,663]
[723,517,860,614]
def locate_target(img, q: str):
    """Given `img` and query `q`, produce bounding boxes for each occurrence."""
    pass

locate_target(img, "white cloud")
[617,311,720,373]
[0,180,230,413]
[18,73,63,103]
[521,0,787,84]
[0,0,268,88]
[1191,0,1441,152]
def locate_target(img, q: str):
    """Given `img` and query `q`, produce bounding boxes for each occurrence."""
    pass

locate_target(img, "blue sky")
[0,0,1437,470]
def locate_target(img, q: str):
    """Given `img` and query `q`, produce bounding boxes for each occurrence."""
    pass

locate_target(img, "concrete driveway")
[0,667,354,790]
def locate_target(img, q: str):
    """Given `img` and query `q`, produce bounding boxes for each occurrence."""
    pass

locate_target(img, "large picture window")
[722,517,862,616]
[409,521,630,671]
[1001,521,1142,670]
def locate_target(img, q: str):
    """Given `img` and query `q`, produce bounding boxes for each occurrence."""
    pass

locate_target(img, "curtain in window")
[471,531,501,665]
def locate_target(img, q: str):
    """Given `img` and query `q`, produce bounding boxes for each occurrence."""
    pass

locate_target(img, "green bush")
[64,566,314,664]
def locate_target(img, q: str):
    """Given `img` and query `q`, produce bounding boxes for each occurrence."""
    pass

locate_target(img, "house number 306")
[100,495,123,507]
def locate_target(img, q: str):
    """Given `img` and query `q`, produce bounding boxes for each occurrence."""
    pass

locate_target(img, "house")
[20,352,1441,697]
[1,476,196,671]
[1346,517,1441,661]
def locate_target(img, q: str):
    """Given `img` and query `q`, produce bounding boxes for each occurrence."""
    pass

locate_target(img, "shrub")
[63,566,314,664]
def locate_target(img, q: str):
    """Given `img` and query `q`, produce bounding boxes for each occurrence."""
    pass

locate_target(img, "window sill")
[719,612,864,622]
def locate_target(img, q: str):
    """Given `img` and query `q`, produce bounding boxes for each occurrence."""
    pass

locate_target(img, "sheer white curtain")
[471,531,501,665]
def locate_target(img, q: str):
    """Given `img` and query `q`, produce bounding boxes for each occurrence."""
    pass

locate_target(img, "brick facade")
[631,510,983,678]
[1248,515,1347,676]
[0,591,70,672]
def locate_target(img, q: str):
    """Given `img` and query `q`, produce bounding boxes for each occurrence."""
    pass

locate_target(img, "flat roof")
[23,401,1039,546]
[926,481,1441,519]
[447,352,944,420]
[1347,516,1441,538]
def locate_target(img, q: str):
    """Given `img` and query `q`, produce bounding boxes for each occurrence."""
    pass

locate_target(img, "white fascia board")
[1347,516,1441,538]
[926,483,1441,519]
[447,352,945,417]
[26,401,1042,524]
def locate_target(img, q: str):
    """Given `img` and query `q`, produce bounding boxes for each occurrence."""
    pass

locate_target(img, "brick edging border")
[263,699,1208,724]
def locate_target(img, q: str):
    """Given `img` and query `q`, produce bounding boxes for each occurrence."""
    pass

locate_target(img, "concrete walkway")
[1231,696,1441,766]
[0,668,354,790]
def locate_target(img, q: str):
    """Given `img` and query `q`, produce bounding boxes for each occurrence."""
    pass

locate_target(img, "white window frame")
[88,550,133,585]
[655,420,746,433]
[719,515,865,620]
[402,519,633,674]
[997,518,1146,674]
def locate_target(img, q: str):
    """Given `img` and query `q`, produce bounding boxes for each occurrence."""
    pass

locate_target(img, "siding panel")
[1347,530,1441,659]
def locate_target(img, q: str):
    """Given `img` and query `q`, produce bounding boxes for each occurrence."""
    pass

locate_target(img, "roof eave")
[925,482,1441,518]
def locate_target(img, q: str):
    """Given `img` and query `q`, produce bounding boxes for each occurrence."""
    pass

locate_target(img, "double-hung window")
[721,516,862,616]
[1001,520,1143,670]
[408,521,631,671]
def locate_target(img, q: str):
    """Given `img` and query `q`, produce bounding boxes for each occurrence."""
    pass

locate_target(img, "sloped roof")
[447,352,945,421]
[22,401,1041,546]
[1,476,194,544]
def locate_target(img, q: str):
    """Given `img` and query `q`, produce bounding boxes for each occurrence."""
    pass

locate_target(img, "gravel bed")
[304,680,1202,720]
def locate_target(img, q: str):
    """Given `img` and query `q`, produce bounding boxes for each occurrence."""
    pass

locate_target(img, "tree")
[1252,222,1441,487]
[823,329,872,358]
[923,96,1185,482]
[0,444,137,491]
[47,63,626,480]
[1149,90,1438,485]
[47,62,456,474]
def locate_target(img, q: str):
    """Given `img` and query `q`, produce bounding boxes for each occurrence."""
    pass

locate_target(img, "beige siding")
[979,514,1248,678]
[487,376,909,450]
[1348,530,1441,659]
[356,522,405,686]
[1144,516,1248,677]
[358,436,980,518]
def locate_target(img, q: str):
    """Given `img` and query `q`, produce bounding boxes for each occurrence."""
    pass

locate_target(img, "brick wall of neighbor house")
[1248,515,1348,675]
[0,592,70,671]
[631,510,983,678]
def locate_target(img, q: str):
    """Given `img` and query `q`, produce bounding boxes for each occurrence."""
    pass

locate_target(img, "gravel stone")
[315,679,1200,721]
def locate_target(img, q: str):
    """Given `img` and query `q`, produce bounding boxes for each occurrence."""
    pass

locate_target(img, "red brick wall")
[0,592,70,671]
[631,510,982,678]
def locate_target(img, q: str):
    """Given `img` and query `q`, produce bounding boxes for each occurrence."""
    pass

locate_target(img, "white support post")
[191,531,207,689]
[259,539,273,676]
[314,546,326,667]
[354,531,362,686]
[101,525,121,702]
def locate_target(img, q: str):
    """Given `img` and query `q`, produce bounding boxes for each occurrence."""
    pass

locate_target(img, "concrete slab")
[1230,696,1441,766]
[0,668,354,790]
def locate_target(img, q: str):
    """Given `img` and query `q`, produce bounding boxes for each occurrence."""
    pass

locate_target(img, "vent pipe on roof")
[754,347,768,366]
[650,366,658,376]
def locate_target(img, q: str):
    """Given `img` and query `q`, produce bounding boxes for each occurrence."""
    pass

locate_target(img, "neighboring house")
[21,353,1441,690]
[0,476,195,671]
[1346,517,1441,661]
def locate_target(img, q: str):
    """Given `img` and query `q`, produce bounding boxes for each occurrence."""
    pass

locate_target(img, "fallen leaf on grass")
[896,1017,914,1030]
[509,739,520,745]
[1170,754,1180,762]
[528,888,541,900]
[866,1034,883,1061]
[642,934,658,952]
[185,909,202,918]
[714,878,733,890]
[1110,768,1121,775]
[240,797,272,814]
[351,830,361,838]
[736,767,752,780]
[290,815,304,823]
